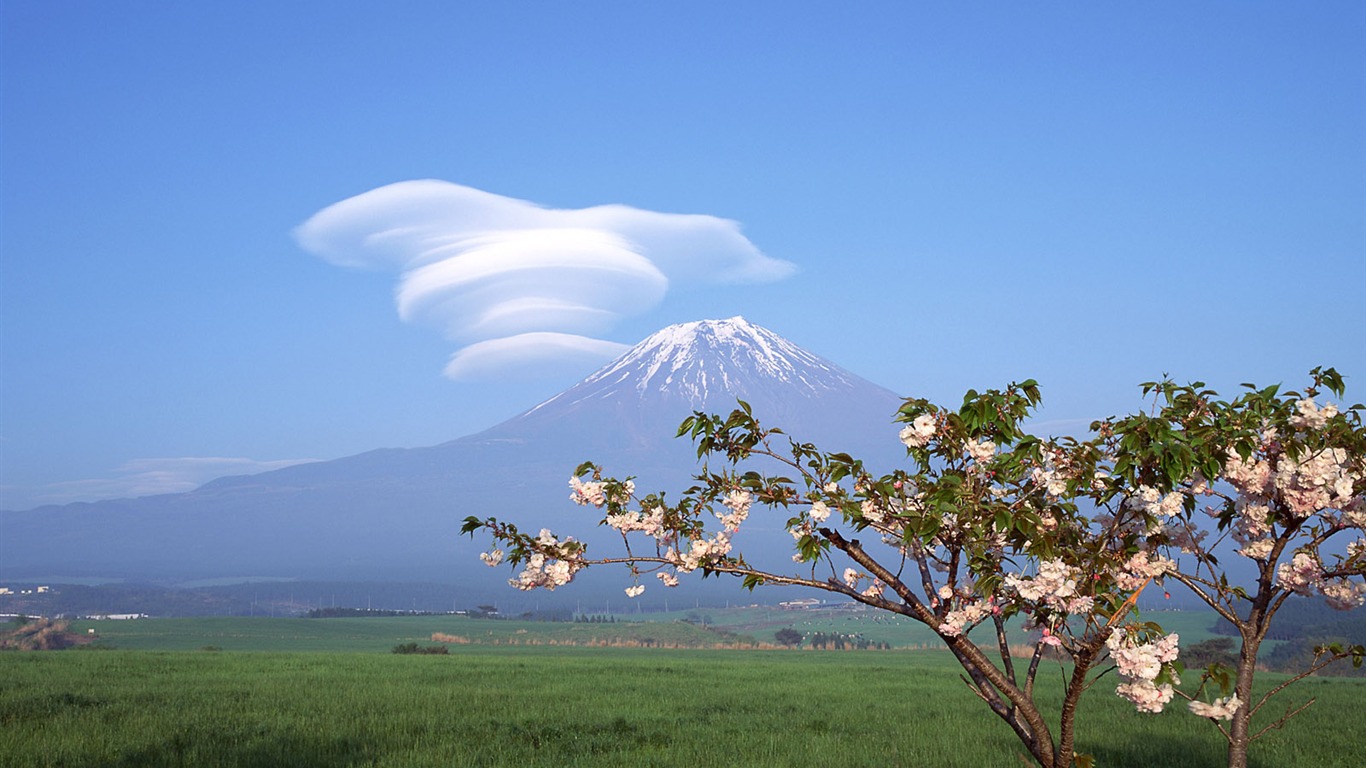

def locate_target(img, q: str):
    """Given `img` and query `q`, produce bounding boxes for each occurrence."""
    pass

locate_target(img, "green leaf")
[994,509,1012,532]
[676,416,696,438]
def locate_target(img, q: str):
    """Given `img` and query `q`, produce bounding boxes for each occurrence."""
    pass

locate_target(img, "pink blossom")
[1237,539,1274,561]
[966,438,997,463]
[1115,551,1175,590]
[1004,559,1079,609]
[1116,680,1175,714]
[1188,695,1242,721]
[939,600,991,638]
[1319,578,1366,610]
[1290,398,1338,431]
[899,414,937,448]
[568,476,607,506]
[676,532,732,572]
[1224,452,1273,498]
[1275,552,1322,595]
[1107,630,1180,713]
[509,552,581,591]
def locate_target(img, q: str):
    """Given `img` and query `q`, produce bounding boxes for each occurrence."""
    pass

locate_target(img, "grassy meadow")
[56,615,761,653]
[3,614,1363,767]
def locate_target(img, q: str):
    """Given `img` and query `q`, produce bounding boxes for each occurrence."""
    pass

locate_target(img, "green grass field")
[3,618,1363,768]
[658,603,1223,650]
[61,606,1224,655]
[60,615,760,653]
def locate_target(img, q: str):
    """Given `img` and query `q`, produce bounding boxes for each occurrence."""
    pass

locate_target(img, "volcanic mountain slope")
[0,318,909,586]
[476,316,905,451]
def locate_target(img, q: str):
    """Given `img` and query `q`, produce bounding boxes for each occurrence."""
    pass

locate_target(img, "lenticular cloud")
[295,180,794,379]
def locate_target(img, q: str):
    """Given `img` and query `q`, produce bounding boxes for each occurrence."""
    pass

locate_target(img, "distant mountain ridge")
[0,318,909,596]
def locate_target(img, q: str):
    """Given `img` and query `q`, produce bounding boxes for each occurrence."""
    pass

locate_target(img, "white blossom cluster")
[838,568,887,599]
[1291,398,1339,431]
[571,473,743,598]
[716,489,752,532]
[1222,399,1361,522]
[503,529,585,591]
[1106,630,1180,713]
[1002,559,1084,613]
[1114,551,1176,591]
[1275,552,1366,609]
[1227,499,1274,560]
[1029,458,1070,499]
[937,598,993,638]
[1188,694,1242,721]
[667,531,733,573]
[965,438,997,464]
[1123,484,1186,536]
[569,476,606,506]
[1274,446,1359,518]
[898,413,937,448]
[605,506,665,537]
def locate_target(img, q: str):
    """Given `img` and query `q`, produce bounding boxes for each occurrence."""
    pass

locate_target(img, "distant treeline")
[0,581,511,619]
[1211,596,1366,677]
[305,607,441,618]
[806,631,889,651]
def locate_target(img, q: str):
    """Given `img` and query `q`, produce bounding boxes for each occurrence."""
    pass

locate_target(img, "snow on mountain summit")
[530,316,871,414]
[591,316,859,399]
[464,315,905,456]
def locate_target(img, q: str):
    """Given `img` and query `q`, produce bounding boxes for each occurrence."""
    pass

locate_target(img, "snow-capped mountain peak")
[528,316,866,414]
[592,316,857,399]
[490,317,903,451]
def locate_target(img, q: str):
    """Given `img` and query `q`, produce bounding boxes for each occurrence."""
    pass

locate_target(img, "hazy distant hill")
[0,318,908,603]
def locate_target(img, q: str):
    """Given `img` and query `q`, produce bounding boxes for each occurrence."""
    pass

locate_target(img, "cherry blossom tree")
[464,370,1364,768]
[1101,368,1365,768]
[468,382,1188,768]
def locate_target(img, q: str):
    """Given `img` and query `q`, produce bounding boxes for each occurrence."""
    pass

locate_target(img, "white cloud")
[444,333,631,380]
[4,457,318,509]
[295,180,795,378]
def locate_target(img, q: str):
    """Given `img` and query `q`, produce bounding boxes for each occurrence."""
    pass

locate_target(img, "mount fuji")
[477,317,904,450]
[0,318,907,592]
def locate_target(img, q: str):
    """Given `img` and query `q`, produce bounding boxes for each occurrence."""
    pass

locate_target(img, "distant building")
[779,598,823,610]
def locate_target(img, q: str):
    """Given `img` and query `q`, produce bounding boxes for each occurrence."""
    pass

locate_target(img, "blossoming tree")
[1100,368,1365,768]
[464,371,1364,768]
[470,382,1188,768]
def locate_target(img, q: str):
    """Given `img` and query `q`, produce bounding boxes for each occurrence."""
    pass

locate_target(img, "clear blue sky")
[2,2,1362,510]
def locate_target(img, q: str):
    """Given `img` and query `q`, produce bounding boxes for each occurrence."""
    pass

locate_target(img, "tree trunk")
[1226,632,1260,768]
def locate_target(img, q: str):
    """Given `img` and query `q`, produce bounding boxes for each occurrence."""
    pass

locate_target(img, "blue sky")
[2,2,1362,510]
